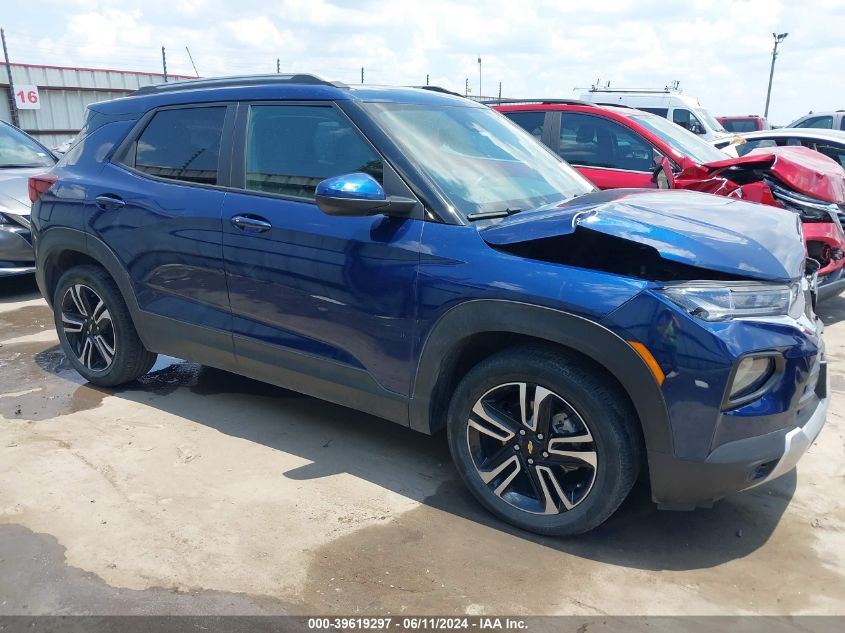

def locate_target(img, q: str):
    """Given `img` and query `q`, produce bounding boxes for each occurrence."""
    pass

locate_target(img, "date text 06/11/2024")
[306,617,529,630]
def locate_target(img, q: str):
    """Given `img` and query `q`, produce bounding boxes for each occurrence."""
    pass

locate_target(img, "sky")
[2,0,844,125]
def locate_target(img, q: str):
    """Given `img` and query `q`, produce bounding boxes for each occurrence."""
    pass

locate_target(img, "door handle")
[95,195,125,210]
[231,214,272,233]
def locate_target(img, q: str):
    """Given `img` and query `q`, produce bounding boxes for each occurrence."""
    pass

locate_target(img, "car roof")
[88,74,480,115]
[729,128,845,144]
[492,101,644,118]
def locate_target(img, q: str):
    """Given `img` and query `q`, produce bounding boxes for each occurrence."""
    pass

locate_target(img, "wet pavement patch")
[0,304,54,340]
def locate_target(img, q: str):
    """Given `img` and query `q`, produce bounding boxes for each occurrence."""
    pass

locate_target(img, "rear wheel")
[53,265,156,386]
[447,346,641,536]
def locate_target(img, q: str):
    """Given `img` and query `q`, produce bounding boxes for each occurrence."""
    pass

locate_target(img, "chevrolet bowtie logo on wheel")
[527,440,534,455]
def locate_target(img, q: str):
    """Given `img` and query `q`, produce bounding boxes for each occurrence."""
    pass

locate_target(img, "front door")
[557,113,657,190]
[221,102,422,420]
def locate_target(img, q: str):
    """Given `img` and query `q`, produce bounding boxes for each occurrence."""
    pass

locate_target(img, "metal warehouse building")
[1,63,191,148]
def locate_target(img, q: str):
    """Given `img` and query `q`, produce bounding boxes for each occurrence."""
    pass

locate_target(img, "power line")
[186,46,199,77]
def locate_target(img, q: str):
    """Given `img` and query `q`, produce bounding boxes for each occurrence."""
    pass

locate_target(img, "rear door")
[555,112,657,189]
[220,101,423,420]
[94,103,236,364]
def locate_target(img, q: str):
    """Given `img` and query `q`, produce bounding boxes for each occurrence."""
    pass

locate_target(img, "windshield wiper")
[466,207,523,221]
[0,163,48,169]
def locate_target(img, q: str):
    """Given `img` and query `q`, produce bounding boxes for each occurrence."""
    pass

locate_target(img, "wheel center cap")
[526,440,534,456]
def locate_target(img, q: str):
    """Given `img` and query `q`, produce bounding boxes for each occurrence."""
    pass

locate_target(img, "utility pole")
[161,46,168,82]
[465,77,469,97]
[1,28,19,127]
[498,81,502,104]
[277,58,280,73]
[764,32,788,119]
[426,73,429,86]
[186,46,199,77]
[361,67,364,84]
[477,55,481,98]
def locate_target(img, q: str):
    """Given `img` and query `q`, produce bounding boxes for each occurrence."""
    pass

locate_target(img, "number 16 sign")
[14,84,40,110]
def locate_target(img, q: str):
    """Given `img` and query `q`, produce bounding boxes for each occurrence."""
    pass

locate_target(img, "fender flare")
[35,227,152,348]
[409,300,673,458]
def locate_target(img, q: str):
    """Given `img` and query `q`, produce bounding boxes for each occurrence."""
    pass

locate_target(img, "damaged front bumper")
[603,289,827,510]
[649,348,827,509]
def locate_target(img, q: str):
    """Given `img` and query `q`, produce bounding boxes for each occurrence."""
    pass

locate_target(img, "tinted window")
[722,119,759,133]
[501,111,546,141]
[672,108,705,134]
[134,107,226,185]
[245,105,382,200]
[840,118,845,131]
[796,116,833,129]
[559,113,654,171]
[815,143,845,168]
[639,107,668,118]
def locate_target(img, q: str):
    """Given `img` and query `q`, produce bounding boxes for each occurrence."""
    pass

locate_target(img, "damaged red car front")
[494,102,845,299]
[661,145,845,298]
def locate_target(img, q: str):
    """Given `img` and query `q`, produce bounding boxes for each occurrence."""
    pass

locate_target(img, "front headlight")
[658,281,803,321]
[768,180,841,226]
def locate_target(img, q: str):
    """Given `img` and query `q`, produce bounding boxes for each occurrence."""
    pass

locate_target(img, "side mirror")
[651,156,677,189]
[315,172,416,217]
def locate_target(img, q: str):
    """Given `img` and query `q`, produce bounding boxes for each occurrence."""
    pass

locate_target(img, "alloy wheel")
[466,382,597,514]
[60,284,116,371]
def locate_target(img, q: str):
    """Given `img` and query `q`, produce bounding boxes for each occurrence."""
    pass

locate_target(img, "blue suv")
[30,75,828,535]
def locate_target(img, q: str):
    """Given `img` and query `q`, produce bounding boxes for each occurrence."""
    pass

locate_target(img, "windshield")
[630,114,729,165]
[696,108,726,133]
[0,123,55,168]
[362,103,594,218]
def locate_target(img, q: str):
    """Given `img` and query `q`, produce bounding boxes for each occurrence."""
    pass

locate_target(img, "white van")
[577,87,731,142]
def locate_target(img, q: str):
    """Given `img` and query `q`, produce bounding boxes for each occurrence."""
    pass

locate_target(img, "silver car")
[788,110,845,131]
[0,120,57,277]
[714,128,845,170]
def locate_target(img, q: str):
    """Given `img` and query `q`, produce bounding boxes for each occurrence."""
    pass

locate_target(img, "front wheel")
[447,346,642,536]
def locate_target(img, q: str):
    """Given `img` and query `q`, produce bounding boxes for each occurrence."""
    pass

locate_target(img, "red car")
[717,115,770,132]
[495,100,845,299]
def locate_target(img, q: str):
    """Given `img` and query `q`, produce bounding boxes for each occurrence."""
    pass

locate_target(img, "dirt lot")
[1,274,844,616]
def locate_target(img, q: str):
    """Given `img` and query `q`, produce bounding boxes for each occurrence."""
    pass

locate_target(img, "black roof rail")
[133,74,347,95]
[479,98,594,107]
[410,85,466,98]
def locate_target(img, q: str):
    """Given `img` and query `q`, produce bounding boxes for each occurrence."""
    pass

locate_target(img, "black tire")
[53,265,156,386]
[446,345,642,536]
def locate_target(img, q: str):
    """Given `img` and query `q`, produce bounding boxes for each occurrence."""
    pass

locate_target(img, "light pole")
[478,55,482,98]
[764,32,788,119]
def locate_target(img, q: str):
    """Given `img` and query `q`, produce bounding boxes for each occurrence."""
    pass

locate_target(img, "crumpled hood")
[479,189,805,282]
[0,167,42,214]
[701,145,845,203]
